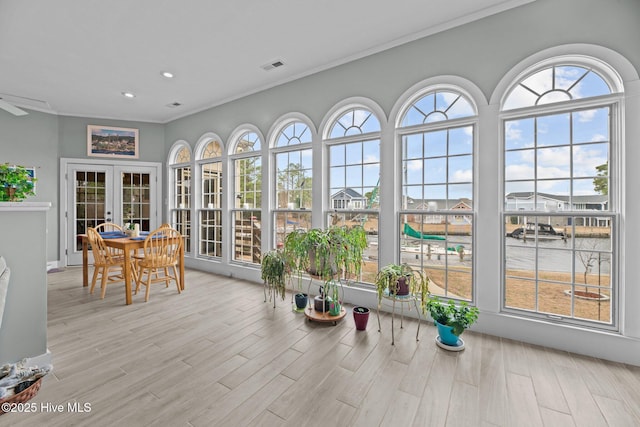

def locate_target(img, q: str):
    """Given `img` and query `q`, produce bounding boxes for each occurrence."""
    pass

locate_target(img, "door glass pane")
[75,171,106,251]
[122,172,152,231]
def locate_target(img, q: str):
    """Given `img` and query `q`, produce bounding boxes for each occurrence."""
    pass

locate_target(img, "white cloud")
[537,146,570,167]
[537,166,569,179]
[505,164,534,180]
[363,154,379,163]
[577,109,596,123]
[407,159,422,171]
[573,145,607,176]
[451,169,472,182]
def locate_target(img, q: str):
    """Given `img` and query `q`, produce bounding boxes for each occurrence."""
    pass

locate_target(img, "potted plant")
[283,225,367,319]
[0,163,36,202]
[283,229,310,311]
[286,225,367,282]
[260,249,289,308]
[324,280,342,316]
[426,296,479,350]
[374,263,429,311]
[353,306,370,331]
[294,292,308,311]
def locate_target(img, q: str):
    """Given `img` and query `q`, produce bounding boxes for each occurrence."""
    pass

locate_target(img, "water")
[505,237,611,274]
[399,235,611,275]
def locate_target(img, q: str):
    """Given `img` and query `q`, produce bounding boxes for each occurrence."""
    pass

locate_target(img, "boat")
[507,223,567,240]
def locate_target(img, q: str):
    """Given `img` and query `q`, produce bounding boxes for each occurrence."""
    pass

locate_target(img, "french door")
[63,159,162,265]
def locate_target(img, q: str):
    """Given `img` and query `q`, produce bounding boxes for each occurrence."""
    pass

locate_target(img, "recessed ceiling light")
[161,71,174,79]
[121,91,136,98]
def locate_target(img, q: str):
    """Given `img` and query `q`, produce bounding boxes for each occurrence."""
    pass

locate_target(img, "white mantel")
[0,202,52,212]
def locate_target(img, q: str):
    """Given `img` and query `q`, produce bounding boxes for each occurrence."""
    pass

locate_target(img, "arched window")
[501,60,620,327]
[197,138,223,258]
[230,130,262,264]
[169,143,192,252]
[503,65,612,110]
[272,119,313,248]
[325,106,381,284]
[397,88,476,300]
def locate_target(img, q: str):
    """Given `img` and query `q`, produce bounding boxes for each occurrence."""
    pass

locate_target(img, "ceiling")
[0,0,533,123]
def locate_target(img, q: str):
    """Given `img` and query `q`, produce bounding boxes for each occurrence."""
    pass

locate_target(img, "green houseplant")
[284,225,368,282]
[283,225,367,317]
[0,163,36,202]
[374,263,429,311]
[426,296,479,348]
[374,263,429,343]
[261,249,289,308]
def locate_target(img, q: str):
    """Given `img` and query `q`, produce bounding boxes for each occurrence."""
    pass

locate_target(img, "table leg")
[82,236,88,287]
[123,250,132,305]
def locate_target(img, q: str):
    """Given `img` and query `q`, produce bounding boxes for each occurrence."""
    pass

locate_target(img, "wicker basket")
[0,378,42,415]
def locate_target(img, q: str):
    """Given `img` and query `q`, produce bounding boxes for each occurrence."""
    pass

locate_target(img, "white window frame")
[499,58,623,330]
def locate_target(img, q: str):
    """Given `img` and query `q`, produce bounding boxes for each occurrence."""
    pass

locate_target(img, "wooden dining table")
[80,234,185,305]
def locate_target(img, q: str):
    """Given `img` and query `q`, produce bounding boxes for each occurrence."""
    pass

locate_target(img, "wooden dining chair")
[86,227,129,299]
[132,223,171,278]
[94,222,124,233]
[93,222,125,258]
[135,227,183,302]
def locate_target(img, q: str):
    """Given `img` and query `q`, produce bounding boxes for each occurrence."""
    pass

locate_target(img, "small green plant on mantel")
[374,263,429,312]
[0,163,36,201]
[261,249,289,308]
[426,296,479,336]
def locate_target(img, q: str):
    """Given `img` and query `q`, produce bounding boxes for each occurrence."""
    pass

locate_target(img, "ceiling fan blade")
[0,99,28,116]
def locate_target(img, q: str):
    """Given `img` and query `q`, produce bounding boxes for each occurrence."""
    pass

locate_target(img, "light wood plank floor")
[4,267,640,426]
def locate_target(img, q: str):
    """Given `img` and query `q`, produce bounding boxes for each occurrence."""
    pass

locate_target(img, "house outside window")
[501,59,621,328]
[325,107,381,284]
[397,87,476,300]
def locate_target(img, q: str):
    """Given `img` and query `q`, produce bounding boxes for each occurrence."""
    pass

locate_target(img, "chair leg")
[90,267,100,294]
[100,267,109,299]
[144,275,151,302]
[135,267,144,295]
[131,261,139,287]
[172,265,181,294]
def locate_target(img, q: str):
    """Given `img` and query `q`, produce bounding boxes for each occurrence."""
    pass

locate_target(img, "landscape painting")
[87,125,139,159]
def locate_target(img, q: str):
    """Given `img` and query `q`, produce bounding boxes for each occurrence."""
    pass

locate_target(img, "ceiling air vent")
[261,60,285,71]
[166,102,182,108]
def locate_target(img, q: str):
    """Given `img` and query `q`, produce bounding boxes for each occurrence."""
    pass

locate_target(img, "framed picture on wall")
[87,125,139,159]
